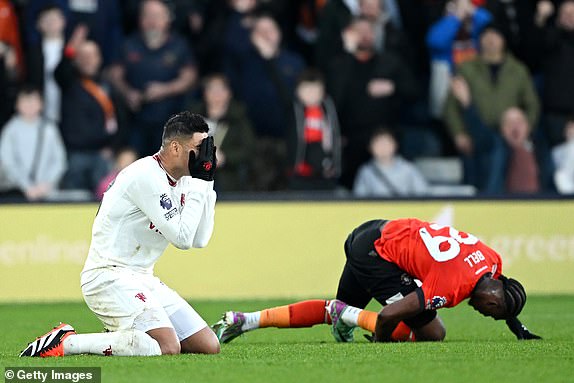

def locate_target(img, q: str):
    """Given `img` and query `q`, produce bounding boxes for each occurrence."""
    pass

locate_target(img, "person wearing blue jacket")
[426,0,492,117]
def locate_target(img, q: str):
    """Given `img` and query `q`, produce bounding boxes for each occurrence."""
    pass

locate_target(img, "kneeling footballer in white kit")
[20,112,220,356]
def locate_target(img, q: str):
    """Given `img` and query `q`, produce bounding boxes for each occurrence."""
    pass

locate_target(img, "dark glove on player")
[364,333,375,343]
[188,136,216,181]
[506,317,542,340]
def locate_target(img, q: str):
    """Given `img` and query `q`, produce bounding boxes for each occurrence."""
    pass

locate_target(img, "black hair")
[480,23,506,40]
[17,84,42,98]
[161,111,208,144]
[202,73,230,89]
[499,275,527,319]
[296,68,325,86]
[370,127,396,142]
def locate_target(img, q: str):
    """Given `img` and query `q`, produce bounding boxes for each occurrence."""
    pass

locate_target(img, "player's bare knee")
[180,328,221,354]
[160,341,181,355]
[197,340,220,354]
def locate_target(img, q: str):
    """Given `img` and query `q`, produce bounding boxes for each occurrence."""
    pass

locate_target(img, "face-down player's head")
[468,273,526,320]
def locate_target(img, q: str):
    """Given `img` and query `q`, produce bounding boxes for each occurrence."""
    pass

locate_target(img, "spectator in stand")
[197,0,259,75]
[553,118,574,194]
[226,14,305,190]
[55,27,120,192]
[536,0,574,147]
[24,0,123,66]
[0,0,24,78]
[353,128,428,198]
[359,0,411,62]
[95,147,138,200]
[500,107,540,194]
[26,4,66,124]
[288,68,341,190]
[0,86,67,201]
[315,0,357,72]
[109,0,197,157]
[315,0,402,72]
[426,0,492,118]
[189,73,256,192]
[484,0,545,74]
[443,24,540,193]
[0,0,23,127]
[293,0,329,64]
[0,42,18,130]
[121,0,207,54]
[328,17,418,189]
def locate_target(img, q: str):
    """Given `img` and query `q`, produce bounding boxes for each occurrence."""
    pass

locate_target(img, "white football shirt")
[82,154,216,276]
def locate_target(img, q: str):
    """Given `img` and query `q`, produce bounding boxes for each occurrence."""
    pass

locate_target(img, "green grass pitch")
[1,296,573,383]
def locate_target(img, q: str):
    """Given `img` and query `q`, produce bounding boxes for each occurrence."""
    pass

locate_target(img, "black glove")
[364,333,375,343]
[188,136,217,181]
[506,317,542,340]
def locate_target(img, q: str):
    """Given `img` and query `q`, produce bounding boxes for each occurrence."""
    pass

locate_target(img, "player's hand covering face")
[188,136,217,181]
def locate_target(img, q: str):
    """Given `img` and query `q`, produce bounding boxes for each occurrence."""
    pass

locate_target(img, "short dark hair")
[480,23,506,40]
[370,127,396,142]
[161,111,208,145]
[499,275,527,319]
[296,68,325,86]
[17,84,42,98]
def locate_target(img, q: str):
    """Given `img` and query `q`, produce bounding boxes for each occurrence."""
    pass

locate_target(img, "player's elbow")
[192,237,210,248]
[173,239,193,250]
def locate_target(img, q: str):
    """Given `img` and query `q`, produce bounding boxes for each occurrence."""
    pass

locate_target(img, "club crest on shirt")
[400,273,413,286]
[160,194,173,210]
[426,296,447,310]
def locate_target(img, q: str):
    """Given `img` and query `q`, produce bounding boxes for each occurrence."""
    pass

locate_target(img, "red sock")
[391,321,415,342]
[288,300,329,327]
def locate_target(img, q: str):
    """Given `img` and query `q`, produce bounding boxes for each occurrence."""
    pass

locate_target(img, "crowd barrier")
[0,200,573,302]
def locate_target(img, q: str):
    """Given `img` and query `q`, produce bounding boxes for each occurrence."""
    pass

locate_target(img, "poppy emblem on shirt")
[203,161,212,171]
[427,296,447,310]
[160,193,172,210]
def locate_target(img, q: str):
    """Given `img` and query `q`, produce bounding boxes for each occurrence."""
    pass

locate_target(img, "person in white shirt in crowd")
[353,128,428,198]
[553,118,574,194]
[0,85,66,201]
[20,111,220,357]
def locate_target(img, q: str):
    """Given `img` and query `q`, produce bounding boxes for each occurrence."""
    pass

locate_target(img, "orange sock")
[391,321,415,342]
[260,305,290,328]
[259,300,328,328]
[357,310,377,332]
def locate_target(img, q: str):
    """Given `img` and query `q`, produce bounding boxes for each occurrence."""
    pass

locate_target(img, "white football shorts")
[81,267,207,341]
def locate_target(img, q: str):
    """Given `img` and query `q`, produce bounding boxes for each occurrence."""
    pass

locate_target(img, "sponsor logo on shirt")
[160,194,173,210]
[426,296,447,310]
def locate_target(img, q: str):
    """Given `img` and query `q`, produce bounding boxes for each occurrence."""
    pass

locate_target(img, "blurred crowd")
[0,0,573,201]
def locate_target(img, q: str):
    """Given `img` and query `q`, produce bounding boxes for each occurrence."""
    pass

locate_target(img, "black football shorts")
[335,219,436,329]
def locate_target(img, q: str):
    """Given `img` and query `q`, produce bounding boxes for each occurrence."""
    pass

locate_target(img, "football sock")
[241,312,261,331]
[344,308,415,342]
[255,300,329,329]
[391,322,416,342]
[288,300,330,327]
[340,305,362,326]
[63,330,162,356]
[357,310,377,332]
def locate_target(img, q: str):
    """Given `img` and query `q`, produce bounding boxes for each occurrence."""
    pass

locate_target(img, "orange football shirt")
[374,219,502,310]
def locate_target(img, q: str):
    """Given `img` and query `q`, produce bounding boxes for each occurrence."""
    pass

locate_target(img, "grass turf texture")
[1,296,573,383]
